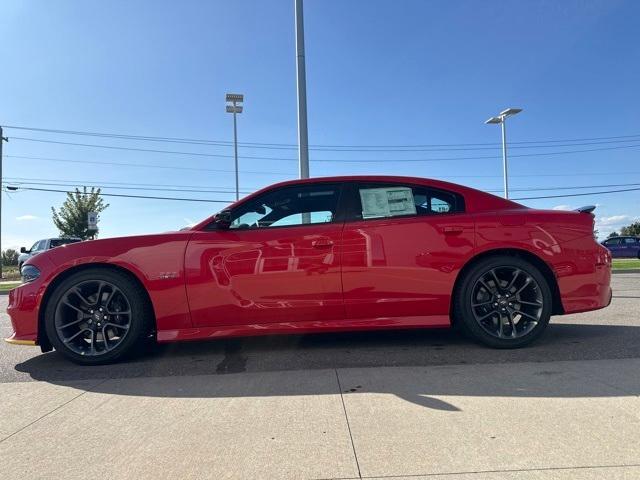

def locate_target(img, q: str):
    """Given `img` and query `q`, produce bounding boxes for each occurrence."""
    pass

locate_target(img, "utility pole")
[295,0,310,179]
[225,94,244,201]
[485,108,523,199]
[0,127,7,279]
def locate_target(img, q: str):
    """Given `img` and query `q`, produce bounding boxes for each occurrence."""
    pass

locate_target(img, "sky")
[1,0,639,249]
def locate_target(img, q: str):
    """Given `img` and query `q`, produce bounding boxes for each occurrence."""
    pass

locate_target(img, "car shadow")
[13,322,640,410]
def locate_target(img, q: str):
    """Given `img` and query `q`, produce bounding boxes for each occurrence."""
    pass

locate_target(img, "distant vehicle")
[601,236,640,259]
[6,176,611,365]
[18,238,83,268]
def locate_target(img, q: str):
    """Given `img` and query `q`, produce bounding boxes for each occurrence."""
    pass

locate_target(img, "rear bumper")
[553,241,613,314]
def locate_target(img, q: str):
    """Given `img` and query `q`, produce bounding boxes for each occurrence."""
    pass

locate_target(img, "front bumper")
[5,281,42,346]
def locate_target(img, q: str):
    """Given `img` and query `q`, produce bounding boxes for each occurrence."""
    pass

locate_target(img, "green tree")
[2,249,19,266]
[607,231,620,238]
[620,222,640,236]
[51,187,109,240]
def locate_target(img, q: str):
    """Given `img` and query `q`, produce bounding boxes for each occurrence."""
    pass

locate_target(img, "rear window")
[354,183,464,220]
[50,239,81,248]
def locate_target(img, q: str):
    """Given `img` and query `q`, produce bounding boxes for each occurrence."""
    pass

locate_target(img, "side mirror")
[20,247,27,253]
[215,210,232,229]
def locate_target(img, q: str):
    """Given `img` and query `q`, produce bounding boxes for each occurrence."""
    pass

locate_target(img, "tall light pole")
[295,0,310,179]
[0,127,6,279]
[485,108,522,199]
[225,93,244,201]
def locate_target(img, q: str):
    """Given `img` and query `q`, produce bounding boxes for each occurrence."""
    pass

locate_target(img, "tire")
[453,255,552,348]
[44,268,152,365]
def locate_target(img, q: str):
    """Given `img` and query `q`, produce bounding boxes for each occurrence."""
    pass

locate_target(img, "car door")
[604,238,622,257]
[622,237,639,258]
[340,181,475,324]
[185,182,346,327]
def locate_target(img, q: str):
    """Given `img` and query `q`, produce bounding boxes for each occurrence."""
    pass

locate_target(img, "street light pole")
[225,94,244,201]
[0,127,6,279]
[501,119,508,199]
[485,108,522,199]
[295,0,310,179]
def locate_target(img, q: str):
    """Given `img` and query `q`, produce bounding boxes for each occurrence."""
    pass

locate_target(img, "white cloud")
[16,214,38,221]
[183,218,197,228]
[552,205,572,211]
[596,215,632,227]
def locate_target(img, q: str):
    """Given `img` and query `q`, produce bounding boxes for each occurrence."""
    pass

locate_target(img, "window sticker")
[359,187,417,219]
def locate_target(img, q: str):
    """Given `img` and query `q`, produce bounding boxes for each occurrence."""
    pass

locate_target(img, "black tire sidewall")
[455,256,552,349]
[44,268,150,365]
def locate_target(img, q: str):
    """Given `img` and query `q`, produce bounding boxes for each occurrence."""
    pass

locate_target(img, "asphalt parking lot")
[1,274,639,479]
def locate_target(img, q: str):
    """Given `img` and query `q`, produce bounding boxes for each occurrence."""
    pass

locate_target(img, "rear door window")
[349,183,464,221]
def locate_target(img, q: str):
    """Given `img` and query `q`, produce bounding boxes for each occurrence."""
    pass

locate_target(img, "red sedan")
[6,176,612,365]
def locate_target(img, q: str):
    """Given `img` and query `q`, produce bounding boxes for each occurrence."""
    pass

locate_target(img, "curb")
[612,269,640,274]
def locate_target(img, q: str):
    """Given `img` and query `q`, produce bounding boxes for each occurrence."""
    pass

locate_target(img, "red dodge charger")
[6,176,612,365]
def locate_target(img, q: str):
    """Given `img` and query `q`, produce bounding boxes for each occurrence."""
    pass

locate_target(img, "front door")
[185,182,345,327]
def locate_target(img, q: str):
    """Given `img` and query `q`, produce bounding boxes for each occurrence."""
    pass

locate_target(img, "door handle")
[312,238,334,248]
[443,226,464,235]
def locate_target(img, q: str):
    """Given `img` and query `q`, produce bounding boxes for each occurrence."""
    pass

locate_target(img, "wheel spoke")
[72,288,93,307]
[513,309,539,321]
[507,311,517,338]
[105,322,130,331]
[496,316,504,338]
[518,300,542,307]
[478,279,496,295]
[101,326,110,351]
[514,278,532,296]
[490,269,502,289]
[63,328,90,344]
[58,317,85,329]
[103,288,117,310]
[94,281,106,306]
[476,310,497,322]
[62,301,85,315]
[472,300,493,307]
[506,269,521,291]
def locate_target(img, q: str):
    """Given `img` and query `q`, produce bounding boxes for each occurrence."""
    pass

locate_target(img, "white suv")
[18,237,82,268]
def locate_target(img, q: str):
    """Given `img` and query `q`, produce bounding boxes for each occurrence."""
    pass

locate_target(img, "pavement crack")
[335,369,362,479]
[0,378,109,445]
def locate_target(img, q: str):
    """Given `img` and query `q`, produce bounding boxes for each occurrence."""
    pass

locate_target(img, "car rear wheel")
[454,256,552,348]
[44,268,152,365]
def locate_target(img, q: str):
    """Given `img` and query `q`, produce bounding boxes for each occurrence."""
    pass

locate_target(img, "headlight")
[21,265,41,283]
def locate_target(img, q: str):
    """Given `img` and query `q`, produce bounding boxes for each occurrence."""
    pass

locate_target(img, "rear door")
[340,181,475,323]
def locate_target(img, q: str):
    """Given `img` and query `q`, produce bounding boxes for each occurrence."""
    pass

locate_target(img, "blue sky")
[1,0,639,249]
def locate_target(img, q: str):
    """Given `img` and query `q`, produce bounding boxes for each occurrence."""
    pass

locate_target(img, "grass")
[0,281,21,293]
[1,266,21,281]
[612,258,640,270]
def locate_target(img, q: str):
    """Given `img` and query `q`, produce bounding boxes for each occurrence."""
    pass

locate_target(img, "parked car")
[5,176,612,365]
[18,238,83,269]
[601,236,640,259]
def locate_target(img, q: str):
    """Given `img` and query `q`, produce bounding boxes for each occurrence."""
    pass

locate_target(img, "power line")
[4,186,234,203]
[5,154,293,176]
[5,179,254,195]
[6,182,639,204]
[5,124,640,151]
[512,187,640,200]
[6,178,640,195]
[9,136,640,163]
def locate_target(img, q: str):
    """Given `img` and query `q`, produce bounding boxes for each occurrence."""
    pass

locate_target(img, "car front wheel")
[454,256,552,348]
[44,268,152,365]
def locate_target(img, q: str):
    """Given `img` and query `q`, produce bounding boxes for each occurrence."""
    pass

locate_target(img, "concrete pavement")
[1,274,639,479]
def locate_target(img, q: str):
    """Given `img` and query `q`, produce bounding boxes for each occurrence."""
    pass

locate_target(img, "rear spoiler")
[575,205,596,214]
